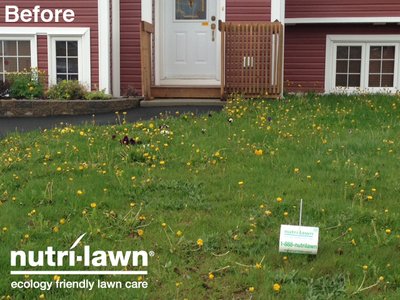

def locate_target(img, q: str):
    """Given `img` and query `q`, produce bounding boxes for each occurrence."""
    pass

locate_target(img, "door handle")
[211,23,216,42]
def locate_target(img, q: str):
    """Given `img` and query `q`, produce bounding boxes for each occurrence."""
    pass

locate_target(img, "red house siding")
[37,35,48,87]
[0,1,99,88]
[286,0,400,19]
[284,24,400,93]
[226,0,271,22]
[120,0,141,95]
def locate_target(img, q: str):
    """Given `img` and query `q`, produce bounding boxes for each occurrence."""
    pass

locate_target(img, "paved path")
[0,106,222,138]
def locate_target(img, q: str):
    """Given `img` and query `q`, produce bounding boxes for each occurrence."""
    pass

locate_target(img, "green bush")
[47,80,87,100]
[7,69,45,99]
[84,89,112,100]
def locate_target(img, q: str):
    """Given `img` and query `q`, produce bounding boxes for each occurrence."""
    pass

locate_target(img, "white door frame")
[155,0,226,86]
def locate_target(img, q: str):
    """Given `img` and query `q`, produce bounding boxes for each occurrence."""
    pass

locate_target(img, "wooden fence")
[219,21,284,98]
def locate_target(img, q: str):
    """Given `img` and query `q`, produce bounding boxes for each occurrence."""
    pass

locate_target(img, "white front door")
[158,0,221,86]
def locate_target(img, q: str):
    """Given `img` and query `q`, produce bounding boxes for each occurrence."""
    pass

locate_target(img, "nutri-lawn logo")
[9,233,153,290]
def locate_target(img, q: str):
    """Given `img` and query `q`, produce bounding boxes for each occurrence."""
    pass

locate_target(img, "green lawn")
[0,94,399,299]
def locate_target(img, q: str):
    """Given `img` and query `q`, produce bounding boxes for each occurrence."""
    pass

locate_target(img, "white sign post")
[279,200,319,255]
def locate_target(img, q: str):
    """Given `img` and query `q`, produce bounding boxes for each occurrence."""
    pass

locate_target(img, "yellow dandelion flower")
[59,218,66,225]
[351,239,357,246]
[248,287,255,293]
[385,229,391,235]
[161,223,167,229]
[254,149,263,156]
[273,283,281,293]
[137,229,144,236]
[176,230,183,237]
[294,168,300,174]
[362,265,368,271]
[77,190,84,196]
[53,275,61,282]
[52,226,59,233]
[277,197,283,203]
[90,202,97,209]
[255,263,262,269]
[265,210,272,216]
[283,212,289,217]
[197,239,204,247]
[39,293,45,299]
[208,273,215,280]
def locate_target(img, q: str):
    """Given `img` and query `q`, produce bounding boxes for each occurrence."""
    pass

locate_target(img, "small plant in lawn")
[46,80,87,100]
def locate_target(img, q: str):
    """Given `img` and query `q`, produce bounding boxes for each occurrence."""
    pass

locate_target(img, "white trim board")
[98,0,111,93]
[286,17,400,24]
[325,34,400,94]
[271,0,285,23]
[112,0,121,97]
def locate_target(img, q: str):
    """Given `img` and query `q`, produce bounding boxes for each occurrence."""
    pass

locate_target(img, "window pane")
[68,58,78,73]
[67,41,78,56]
[383,46,395,59]
[336,74,347,87]
[68,75,79,81]
[350,47,362,59]
[18,41,30,56]
[56,41,66,56]
[382,60,394,73]
[348,75,360,87]
[176,0,207,20]
[4,57,17,72]
[336,60,348,73]
[382,75,394,87]
[370,46,382,59]
[57,75,67,82]
[56,58,67,73]
[0,42,3,56]
[369,60,380,73]
[337,46,348,59]
[369,75,380,87]
[349,60,361,73]
[19,57,31,71]
[4,41,17,56]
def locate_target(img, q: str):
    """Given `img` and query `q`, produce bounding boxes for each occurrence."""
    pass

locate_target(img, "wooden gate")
[219,21,284,98]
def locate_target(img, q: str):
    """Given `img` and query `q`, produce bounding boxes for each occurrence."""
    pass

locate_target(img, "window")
[48,31,90,88]
[55,41,79,82]
[0,40,31,81]
[326,35,400,93]
[368,46,395,88]
[335,46,362,88]
[176,0,207,20]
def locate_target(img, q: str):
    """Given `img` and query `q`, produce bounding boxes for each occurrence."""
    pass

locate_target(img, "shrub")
[7,69,45,99]
[47,80,87,100]
[84,89,112,100]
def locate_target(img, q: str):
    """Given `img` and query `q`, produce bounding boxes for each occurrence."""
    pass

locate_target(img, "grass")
[0,94,399,299]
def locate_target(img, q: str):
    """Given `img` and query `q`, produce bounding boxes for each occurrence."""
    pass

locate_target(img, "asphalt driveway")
[0,106,222,138]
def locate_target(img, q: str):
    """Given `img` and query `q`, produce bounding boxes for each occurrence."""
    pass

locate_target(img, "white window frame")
[325,35,400,93]
[0,34,37,78]
[48,30,91,88]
